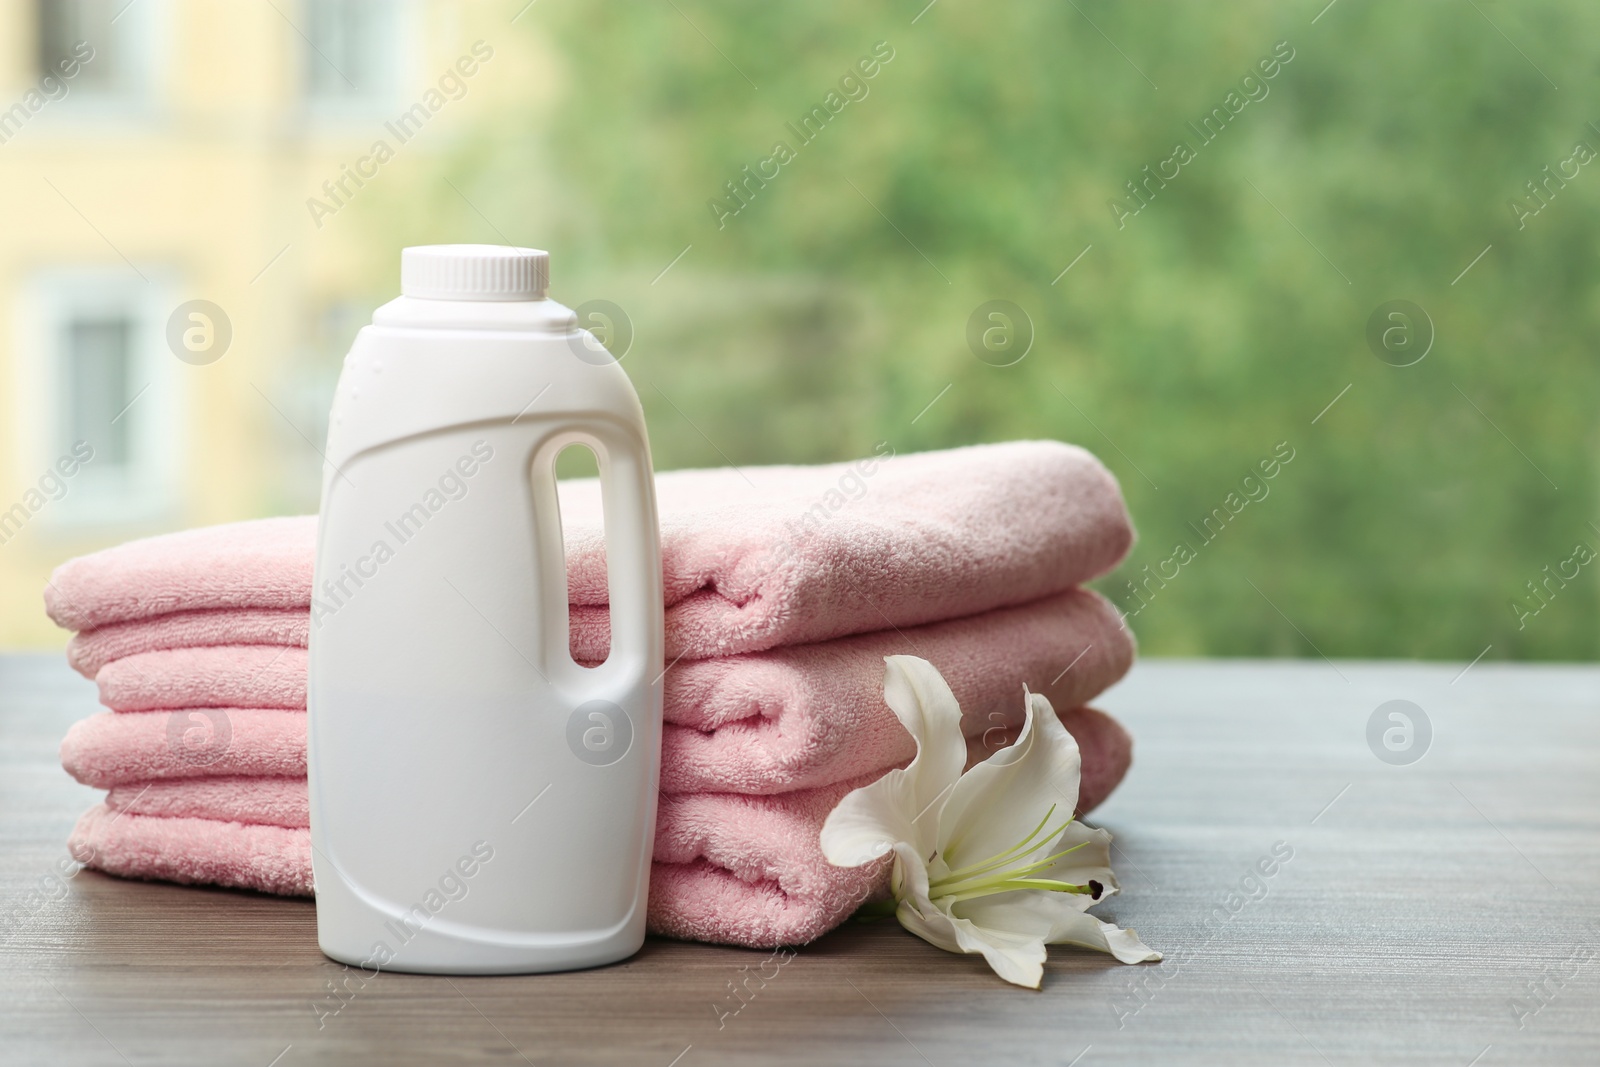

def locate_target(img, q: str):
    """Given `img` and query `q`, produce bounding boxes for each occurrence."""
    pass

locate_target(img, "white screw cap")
[401,244,549,301]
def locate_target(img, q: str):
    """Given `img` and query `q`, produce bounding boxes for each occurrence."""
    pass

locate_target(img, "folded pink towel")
[107,776,310,828]
[48,518,314,633]
[69,778,887,946]
[93,706,1129,832]
[72,805,314,897]
[649,779,886,946]
[69,608,308,678]
[63,700,1132,808]
[90,590,1132,795]
[72,714,1130,949]
[661,590,1130,794]
[61,709,307,788]
[98,646,307,712]
[48,442,1133,661]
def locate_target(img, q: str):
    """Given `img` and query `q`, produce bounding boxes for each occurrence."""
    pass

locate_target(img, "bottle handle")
[530,424,662,693]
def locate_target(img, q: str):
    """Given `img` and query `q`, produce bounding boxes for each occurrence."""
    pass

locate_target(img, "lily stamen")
[930,838,1091,898]
[938,804,1072,883]
[943,877,1096,905]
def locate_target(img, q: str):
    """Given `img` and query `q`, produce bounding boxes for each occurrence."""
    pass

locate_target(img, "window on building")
[64,316,135,470]
[303,0,400,105]
[23,271,183,526]
[35,0,145,98]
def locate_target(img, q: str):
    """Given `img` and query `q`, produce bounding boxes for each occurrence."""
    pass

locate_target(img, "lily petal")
[820,658,966,867]
[889,841,933,904]
[936,902,1053,989]
[1036,822,1121,912]
[882,656,969,812]
[820,767,927,869]
[938,689,1082,872]
[893,893,1052,988]
[894,888,962,954]
[955,891,1162,967]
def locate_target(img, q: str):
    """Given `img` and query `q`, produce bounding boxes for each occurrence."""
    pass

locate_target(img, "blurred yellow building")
[0,0,542,646]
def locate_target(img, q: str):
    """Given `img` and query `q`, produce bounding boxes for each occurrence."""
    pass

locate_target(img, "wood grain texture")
[2,654,1597,1065]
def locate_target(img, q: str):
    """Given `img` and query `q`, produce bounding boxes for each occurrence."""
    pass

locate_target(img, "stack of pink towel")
[49,441,1140,948]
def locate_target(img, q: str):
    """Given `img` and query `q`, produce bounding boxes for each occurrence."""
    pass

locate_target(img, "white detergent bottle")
[307,244,663,974]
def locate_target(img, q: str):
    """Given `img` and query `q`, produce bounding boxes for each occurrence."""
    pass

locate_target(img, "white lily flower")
[820,655,1160,988]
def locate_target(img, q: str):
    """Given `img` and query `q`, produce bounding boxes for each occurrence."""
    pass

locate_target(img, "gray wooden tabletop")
[2,654,1596,1065]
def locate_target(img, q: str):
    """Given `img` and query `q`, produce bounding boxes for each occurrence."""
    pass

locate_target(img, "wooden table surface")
[2,654,1597,1066]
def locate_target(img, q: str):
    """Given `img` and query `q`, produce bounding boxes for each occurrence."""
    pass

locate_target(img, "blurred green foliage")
[373,0,1599,660]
